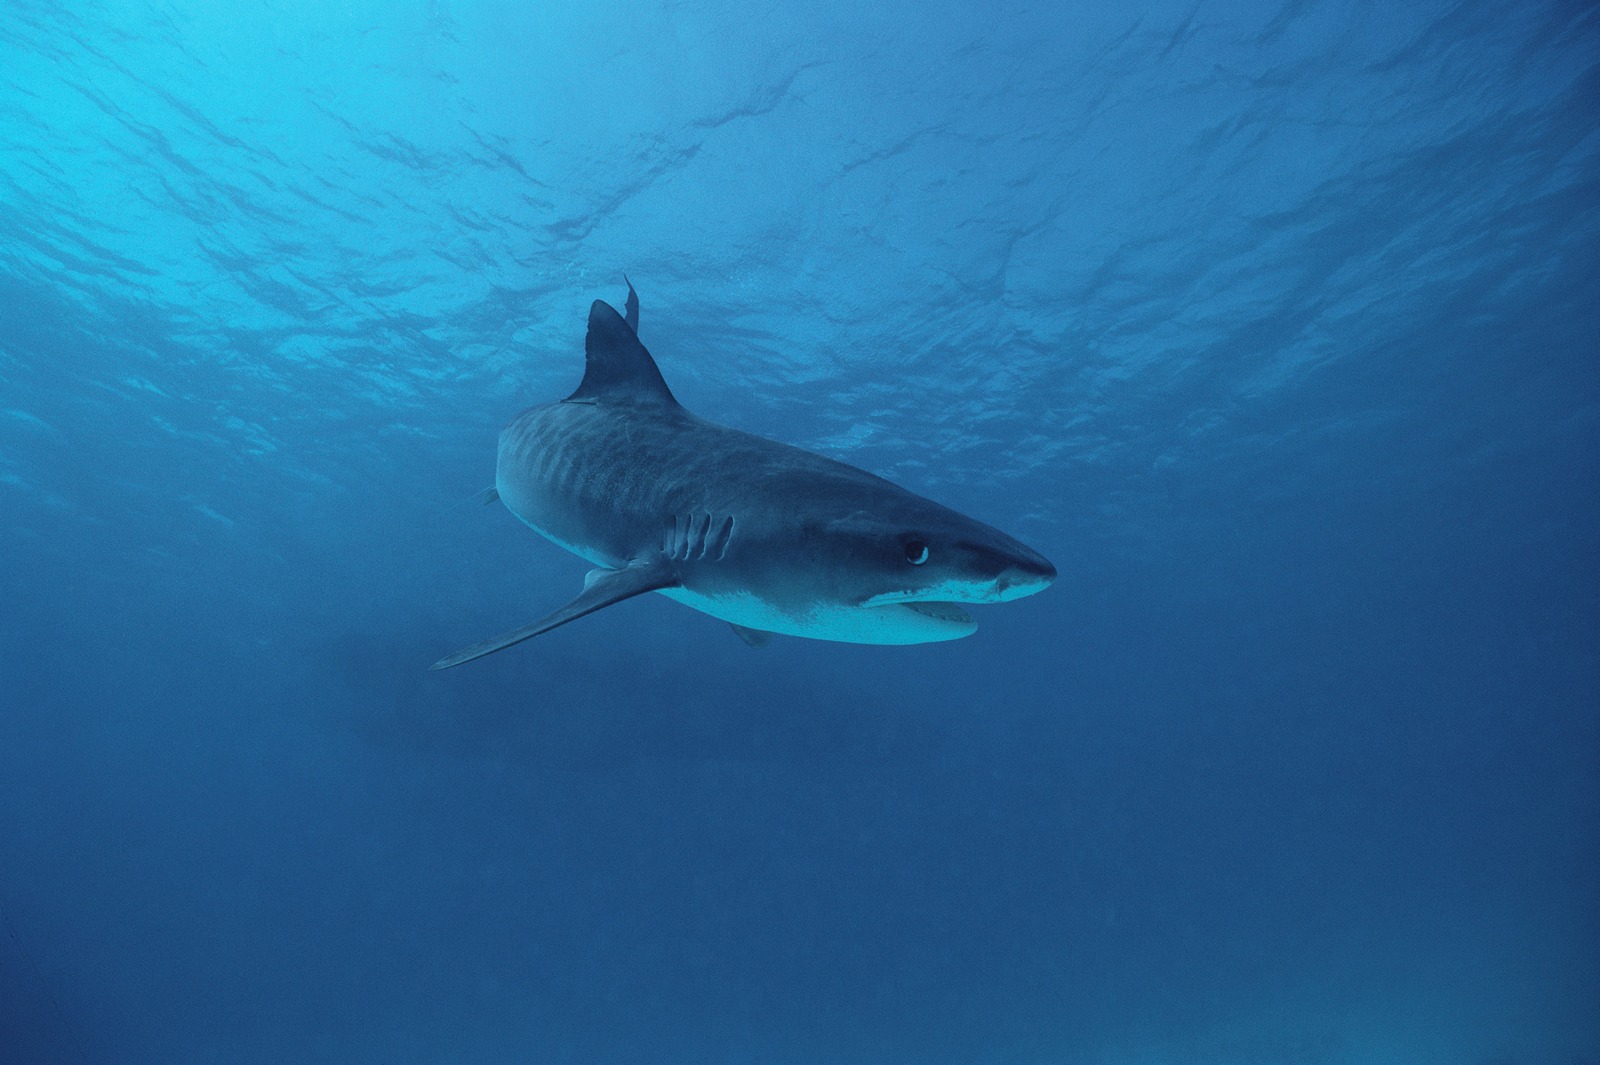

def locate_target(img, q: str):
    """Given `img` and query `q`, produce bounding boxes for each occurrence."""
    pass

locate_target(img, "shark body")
[432,285,1054,669]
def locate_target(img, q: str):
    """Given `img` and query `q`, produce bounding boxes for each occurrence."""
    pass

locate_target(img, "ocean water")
[1,0,1597,1062]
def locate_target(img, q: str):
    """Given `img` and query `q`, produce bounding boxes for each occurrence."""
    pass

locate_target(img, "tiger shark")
[432,284,1054,669]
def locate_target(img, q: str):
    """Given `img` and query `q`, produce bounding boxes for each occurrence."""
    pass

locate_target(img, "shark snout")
[991,543,1056,601]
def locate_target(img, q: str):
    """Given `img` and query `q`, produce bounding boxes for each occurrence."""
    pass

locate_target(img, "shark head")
[759,484,1056,642]
[825,509,1053,600]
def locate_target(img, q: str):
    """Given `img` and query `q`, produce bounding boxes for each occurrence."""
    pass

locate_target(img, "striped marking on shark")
[432,283,1054,669]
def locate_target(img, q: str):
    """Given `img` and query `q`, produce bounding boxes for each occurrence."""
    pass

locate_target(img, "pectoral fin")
[431,557,678,670]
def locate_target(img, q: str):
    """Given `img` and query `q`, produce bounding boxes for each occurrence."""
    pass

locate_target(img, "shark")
[432,284,1055,669]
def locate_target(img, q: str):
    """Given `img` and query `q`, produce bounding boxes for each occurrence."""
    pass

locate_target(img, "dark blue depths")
[1,0,1597,1062]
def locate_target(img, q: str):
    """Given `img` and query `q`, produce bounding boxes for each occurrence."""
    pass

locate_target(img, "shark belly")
[658,586,977,645]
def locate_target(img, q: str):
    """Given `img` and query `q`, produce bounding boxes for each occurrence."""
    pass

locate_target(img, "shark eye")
[904,540,929,565]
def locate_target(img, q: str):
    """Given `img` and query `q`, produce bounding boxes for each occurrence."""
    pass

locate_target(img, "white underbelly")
[656,587,975,645]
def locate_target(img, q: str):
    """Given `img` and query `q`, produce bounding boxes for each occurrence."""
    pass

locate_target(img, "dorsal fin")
[567,295,678,406]
[623,275,639,334]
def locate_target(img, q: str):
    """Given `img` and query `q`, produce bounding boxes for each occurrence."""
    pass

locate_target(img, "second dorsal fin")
[623,276,639,334]
[567,288,677,406]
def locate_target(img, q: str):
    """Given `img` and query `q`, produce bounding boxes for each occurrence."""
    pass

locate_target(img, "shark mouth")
[862,589,980,622]
[900,601,973,624]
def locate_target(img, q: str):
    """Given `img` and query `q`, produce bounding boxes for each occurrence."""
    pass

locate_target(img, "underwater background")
[1,0,1597,1062]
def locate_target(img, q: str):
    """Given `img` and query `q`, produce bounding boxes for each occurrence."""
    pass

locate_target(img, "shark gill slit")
[679,515,693,558]
[708,515,734,561]
[670,514,687,560]
[692,513,712,559]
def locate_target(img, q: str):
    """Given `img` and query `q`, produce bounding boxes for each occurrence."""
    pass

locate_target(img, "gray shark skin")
[432,285,1055,669]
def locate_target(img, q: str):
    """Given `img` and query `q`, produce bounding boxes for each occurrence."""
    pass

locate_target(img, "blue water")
[2,0,1597,1062]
